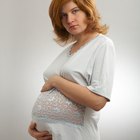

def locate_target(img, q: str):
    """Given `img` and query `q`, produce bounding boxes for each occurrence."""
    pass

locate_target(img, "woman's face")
[61,1,88,36]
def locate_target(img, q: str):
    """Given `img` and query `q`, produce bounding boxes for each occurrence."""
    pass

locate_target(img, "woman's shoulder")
[97,34,114,46]
[88,34,115,56]
[96,34,116,57]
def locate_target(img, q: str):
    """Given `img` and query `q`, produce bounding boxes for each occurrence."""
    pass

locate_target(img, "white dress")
[32,34,115,140]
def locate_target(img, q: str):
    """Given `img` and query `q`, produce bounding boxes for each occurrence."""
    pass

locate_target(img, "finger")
[38,135,52,140]
[41,86,47,92]
[41,89,46,92]
[41,83,53,92]
[28,122,36,135]
[28,122,50,138]
[33,130,50,138]
[41,88,48,92]
[30,121,36,129]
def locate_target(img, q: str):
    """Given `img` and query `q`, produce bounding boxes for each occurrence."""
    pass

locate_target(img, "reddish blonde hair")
[49,0,108,44]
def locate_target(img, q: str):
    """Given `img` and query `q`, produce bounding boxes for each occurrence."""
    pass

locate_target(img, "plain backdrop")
[0,0,140,140]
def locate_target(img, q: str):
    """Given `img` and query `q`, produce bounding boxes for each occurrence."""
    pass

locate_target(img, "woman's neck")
[74,32,99,48]
[70,32,99,55]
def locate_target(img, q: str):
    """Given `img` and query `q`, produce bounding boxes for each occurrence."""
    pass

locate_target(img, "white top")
[32,34,115,140]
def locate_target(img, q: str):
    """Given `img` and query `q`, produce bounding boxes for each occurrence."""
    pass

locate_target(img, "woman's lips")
[69,25,78,30]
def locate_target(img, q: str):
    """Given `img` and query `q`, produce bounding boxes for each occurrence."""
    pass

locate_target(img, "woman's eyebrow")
[61,7,79,14]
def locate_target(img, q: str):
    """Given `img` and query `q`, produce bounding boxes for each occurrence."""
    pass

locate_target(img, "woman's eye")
[61,13,67,18]
[72,9,80,14]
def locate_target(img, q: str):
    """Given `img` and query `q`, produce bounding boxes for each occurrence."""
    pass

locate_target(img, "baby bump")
[32,89,85,125]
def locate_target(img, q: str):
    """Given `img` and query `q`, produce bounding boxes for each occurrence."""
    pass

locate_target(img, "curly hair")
[49,0,108,44]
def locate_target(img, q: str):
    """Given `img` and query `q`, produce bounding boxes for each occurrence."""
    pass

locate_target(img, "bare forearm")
[53,76,107,111]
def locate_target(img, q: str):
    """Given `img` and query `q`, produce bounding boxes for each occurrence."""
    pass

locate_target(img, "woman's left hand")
[28,122,52,140]
[41,75,59,92]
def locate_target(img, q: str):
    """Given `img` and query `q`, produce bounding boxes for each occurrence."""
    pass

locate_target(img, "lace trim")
[32,89,85,125]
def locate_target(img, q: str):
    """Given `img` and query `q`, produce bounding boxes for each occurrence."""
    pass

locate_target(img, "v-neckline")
[68,33,101,56]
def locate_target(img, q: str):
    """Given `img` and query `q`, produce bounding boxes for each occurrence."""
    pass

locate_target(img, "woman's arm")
[41,75,107,111]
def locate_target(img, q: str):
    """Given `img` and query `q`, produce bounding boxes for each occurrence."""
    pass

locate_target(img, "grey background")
[0,0,140,140]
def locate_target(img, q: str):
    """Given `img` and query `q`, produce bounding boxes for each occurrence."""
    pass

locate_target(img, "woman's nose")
[67,14,74,24]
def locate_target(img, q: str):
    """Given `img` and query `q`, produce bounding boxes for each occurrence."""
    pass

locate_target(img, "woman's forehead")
[61,1,78,13]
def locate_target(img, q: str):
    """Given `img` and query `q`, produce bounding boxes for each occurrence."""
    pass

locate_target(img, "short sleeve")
[86,38,115,101]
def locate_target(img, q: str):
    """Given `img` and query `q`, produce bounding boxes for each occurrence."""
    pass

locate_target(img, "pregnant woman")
[28,0,115,140]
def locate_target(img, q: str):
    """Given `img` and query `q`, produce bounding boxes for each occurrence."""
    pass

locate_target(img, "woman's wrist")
[52,75,62,88]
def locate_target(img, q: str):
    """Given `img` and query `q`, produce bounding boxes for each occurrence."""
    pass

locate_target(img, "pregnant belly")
[32,89,85,125]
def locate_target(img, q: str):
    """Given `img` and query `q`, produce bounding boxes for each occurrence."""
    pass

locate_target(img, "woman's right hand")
[28,122,52,140]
